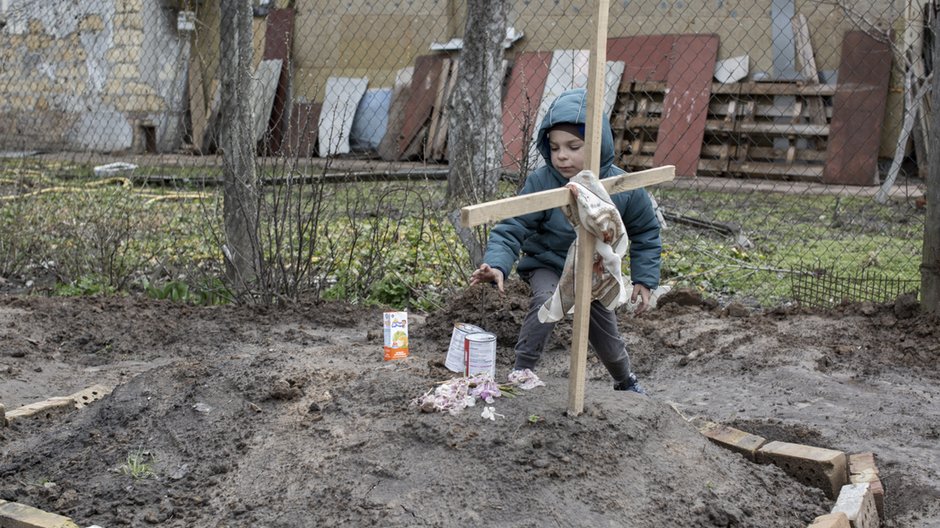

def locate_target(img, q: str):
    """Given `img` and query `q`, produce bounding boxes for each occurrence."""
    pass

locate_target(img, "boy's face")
[547,128,585,179]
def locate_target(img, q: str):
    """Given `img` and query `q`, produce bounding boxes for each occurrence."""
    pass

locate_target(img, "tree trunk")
[446,0,508,204]
[219,0,260,295]
[922,6,940,314]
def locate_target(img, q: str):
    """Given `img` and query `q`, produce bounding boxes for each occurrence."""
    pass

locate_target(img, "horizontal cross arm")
[460,165,675,228]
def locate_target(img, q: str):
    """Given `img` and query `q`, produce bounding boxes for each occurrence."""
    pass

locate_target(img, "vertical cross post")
[567,0,610,416]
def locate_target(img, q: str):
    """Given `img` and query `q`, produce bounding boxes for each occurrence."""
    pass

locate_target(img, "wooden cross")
[460,0,675,415]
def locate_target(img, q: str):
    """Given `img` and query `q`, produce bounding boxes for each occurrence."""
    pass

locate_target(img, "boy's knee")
[530,289,553,307]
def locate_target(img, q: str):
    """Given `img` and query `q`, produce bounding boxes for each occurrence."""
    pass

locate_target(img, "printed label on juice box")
[383,311,409,360]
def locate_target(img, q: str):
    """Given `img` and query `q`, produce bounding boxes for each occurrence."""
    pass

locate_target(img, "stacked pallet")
[613,81,835,181]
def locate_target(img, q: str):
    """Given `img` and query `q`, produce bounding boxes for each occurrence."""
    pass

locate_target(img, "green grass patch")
[0,163,926,308]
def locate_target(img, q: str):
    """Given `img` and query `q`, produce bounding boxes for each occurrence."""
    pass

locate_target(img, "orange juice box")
[383,311,409,360]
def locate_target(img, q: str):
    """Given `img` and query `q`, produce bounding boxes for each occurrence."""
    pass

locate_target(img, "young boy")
[469,88,661,394]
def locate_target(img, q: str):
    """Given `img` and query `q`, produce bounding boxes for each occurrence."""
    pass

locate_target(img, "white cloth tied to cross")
[538,170,628,323]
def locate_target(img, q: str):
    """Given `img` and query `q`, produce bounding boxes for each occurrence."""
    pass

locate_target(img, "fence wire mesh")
[0,0,931,308]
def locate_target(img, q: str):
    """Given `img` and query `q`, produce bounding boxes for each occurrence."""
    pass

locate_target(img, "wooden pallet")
[613,81,835,181]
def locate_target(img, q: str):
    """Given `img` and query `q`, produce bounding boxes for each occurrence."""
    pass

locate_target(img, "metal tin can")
[463,332,496,378]
[445,323,484,373]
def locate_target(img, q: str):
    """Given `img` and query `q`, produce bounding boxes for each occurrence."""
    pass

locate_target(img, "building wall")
[0,0,909,155]
[0,0,187,152]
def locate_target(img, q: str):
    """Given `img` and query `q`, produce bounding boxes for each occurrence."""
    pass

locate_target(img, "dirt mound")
[2,294,939,527]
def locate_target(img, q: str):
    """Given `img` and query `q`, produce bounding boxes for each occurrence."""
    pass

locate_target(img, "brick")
[808,512,851,528]
[77,14,105,33]
[112,29,143,46]
[832,482,879,528]
[0,499,81,528]
[5,397,76,424]
[112,63,141,80]
[115,0,143,13]
[113,13,144,31]
[698,422,767,461]
[757,441,848,499]
[848,453,885,520]
[69,384,112,409]
[106,46,141,63]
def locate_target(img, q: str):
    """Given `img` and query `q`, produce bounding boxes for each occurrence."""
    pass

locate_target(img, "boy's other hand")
[470,264,504,292]
[630,284,652,315]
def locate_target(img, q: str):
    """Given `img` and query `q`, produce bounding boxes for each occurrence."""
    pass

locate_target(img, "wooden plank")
[824,31,893,185]
[569,0,609,417]
[188,52,208,151]
[424,57,450,161]
[728,160,824,179]
[434,59,460,159]
[792,13,818,82]
[377,67,413,161]
[501,51,552,172]
[734,121,829,136]
[792,12,827,149]
[626,81,837,97]
[460,166,675,228]
[701,144,828,162]
[729,82,836,97]
[398,55,447,158]
[655,34,719,177]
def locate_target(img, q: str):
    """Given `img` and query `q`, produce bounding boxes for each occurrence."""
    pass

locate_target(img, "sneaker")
[614,373,648,396]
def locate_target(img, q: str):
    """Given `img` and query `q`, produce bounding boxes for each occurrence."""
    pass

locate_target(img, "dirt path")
[1,291,938,527]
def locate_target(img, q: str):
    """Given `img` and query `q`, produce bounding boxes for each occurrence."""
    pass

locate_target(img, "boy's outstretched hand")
[630,283,652,315]
[470,263,504,292]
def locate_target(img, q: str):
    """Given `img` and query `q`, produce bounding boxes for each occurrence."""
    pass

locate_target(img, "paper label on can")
[383,311,409,360]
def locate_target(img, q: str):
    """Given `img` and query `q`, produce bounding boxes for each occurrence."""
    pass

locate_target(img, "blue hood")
[535,88,618,178]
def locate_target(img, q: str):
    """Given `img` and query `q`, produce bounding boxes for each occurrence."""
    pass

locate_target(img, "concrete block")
[832,482,879,528]
[757,441,848,499]
[698,422,767,461]
[0,499,81,528]
[848,453,885,520]
[808,512,851,528]
[5,397,76,424]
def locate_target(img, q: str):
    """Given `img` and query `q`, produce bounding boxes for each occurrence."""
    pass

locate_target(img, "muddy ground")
[0,285,938,527]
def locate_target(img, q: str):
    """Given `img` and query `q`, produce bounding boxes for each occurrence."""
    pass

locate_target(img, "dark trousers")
[514,268,633,384]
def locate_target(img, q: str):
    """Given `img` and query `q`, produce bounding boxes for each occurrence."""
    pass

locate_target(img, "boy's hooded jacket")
[483,88,662,289]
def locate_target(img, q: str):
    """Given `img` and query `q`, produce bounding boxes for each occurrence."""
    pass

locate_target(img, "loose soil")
[0,286,938,527]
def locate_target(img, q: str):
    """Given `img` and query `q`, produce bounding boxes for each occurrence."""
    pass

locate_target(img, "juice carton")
[383,311,409,360]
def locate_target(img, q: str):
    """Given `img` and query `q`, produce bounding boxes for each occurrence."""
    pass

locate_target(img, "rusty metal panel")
[655,34,719,177]
[262,8,295,154]
[286,102,320,158]
[607,35,675,86]
[501,51,551,172]
[824,31,892,186]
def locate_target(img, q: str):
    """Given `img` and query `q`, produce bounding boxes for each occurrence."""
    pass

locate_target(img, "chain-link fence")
[0,0,931,308]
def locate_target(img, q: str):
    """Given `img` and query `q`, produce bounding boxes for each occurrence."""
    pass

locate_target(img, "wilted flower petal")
[481,406,503,421]
[507,369,545,390]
